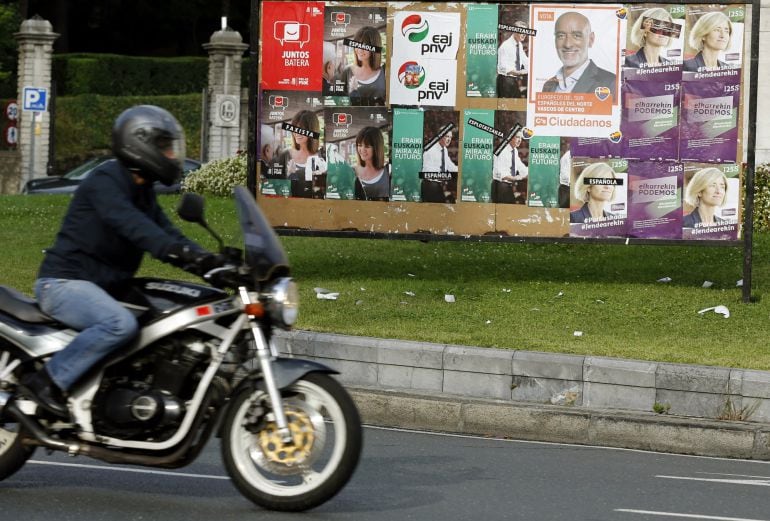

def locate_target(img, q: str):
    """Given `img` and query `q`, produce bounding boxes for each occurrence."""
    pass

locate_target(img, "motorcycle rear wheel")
[221,372,362,511]
[0,345,35,481]
[0,423,34,481]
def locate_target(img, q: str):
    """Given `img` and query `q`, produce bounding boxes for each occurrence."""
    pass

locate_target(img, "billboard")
[254,1,751,244]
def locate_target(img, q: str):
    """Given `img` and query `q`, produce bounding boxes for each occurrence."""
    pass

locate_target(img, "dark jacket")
[683,208,725,228]
[624,48,671,69]
[683,52,727,73]
[543,60,617,101]
[570,203,615,224]
[38,159,202,293]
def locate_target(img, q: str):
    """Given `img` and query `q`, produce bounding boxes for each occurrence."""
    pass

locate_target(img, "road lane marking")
[657,475,770,487]
[29,460,229,480]
[615,509,769,520]
[365,425,770,465]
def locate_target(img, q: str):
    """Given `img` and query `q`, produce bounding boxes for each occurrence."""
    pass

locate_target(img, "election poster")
[569,135,623,158]
[627,160,683,238]
[420,110,460,203]
[496,4,532,100]
[622,4,685,70]
[527,136,562,208]
[465,4,498,98]
[389,57,458,107]
[253,1,752,243]
[258,90,324,198]
[390,10,461,107]
[491,111,528,205]
[679,68,739,163]
[390,108,424,202]
[322,6,387,106]
[461,109,496,202]
[682,162,740,240]
[527,4,624,138]
[621,69,681,160]
[683,5,745,75]
[324,107,391,201]
[569,157,628,237]
[261,1,325,91]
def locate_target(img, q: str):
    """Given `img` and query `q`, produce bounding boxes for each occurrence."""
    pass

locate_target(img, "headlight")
[265,277,299,328]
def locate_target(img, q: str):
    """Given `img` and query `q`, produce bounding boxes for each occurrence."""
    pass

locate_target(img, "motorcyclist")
[22,105,220,417]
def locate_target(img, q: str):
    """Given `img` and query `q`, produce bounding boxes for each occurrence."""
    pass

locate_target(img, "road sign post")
[22,87,48,183]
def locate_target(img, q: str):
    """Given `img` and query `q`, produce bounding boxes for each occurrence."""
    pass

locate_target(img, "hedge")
[54,93,201,172]
[53,54,209,96]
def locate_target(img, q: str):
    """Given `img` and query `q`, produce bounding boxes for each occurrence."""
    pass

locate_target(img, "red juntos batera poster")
[261,1,325,91]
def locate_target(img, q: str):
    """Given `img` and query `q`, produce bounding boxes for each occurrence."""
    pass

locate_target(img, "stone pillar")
[203,28,248,162]
[14,16,59,188]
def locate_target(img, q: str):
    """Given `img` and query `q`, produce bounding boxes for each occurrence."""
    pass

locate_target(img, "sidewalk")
[274,330,770,460]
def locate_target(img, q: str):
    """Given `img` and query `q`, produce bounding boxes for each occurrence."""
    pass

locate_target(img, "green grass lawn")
[2,194,768,370]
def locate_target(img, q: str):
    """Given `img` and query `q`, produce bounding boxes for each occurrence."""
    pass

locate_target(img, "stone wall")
[0,151,21,194]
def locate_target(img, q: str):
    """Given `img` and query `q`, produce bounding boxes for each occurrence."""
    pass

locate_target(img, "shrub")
[183,152,246,196]
[54,93,201,173]
[53,54,209,96]
[753,163,770,232]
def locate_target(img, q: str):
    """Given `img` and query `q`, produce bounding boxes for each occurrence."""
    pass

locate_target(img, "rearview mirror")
[177,193,205,224]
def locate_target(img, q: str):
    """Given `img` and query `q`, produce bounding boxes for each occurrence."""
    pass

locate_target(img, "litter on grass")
[657,277,672,283]
[698,305,730,318]
[314,287,339,300]
[444,294,456,303]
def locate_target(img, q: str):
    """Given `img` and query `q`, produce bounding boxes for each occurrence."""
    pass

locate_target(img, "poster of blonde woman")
[569,158,627,237]
[623,4,685,70]
[681,163,740,240]
[683,5,744,74]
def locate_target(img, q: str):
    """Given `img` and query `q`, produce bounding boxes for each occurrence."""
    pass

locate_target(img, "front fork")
[237,287,293,443]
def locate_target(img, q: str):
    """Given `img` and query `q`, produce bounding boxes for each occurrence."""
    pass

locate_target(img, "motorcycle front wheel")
[221,372,362,511]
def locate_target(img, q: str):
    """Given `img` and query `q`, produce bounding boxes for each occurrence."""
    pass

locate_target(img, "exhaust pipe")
[0,393,81,455]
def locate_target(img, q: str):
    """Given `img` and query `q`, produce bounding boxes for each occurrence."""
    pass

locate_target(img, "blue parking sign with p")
[22,87,48,112]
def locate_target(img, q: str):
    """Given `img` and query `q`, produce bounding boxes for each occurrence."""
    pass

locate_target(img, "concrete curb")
[350,387,770,460]
[273,330,770,459]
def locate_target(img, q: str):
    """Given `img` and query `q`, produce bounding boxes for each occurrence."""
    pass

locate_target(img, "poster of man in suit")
[527,5,624,139]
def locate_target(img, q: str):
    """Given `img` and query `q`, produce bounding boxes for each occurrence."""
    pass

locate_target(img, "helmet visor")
[154,127,186,185]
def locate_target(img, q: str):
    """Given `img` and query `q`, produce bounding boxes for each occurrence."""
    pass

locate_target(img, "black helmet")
[111,105,186,186]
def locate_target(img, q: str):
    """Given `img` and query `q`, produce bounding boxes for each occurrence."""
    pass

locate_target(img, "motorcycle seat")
[0,286,57,324]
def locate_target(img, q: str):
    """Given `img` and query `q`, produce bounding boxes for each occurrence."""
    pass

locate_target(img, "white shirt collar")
[555,60,590,92]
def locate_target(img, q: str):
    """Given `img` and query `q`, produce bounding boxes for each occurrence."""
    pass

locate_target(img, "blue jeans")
[34,278,139,391]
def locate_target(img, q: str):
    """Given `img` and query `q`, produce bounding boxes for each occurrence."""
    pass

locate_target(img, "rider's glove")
[194,252,227,275]
[164,243,198,268]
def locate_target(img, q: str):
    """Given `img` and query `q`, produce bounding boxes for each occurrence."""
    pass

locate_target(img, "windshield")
[233,185,290,281]
[63,157,108,180]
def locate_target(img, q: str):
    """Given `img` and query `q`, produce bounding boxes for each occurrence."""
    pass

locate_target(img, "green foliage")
[54,93,201,172]
[182,153,246,196]
[752,163,770,232]
[653,402,671,415]
[0,2,20,97]
[53,54,209,96]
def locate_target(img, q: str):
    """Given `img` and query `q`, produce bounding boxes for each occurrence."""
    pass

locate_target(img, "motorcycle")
[0,185,362,511]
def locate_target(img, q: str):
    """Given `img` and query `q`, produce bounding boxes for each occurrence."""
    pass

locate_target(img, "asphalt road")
[2,426,770,521]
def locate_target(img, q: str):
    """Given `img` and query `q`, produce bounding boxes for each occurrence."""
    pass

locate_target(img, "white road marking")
[364,425,770,465]
[29,460,229,480]
[657,475,770,487]
[615,509,769,521]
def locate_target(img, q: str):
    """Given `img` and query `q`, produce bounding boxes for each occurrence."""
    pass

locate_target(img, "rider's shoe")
[21,369,68,418]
